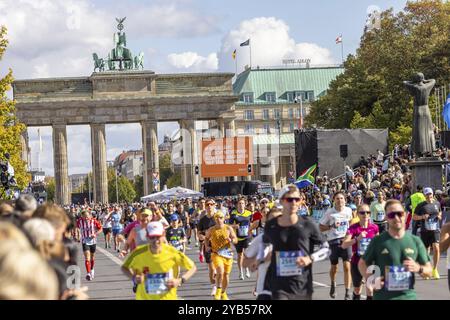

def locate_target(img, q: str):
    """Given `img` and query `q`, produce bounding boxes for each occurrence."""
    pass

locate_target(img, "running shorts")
[234,239,249,254]
[211,253,233,274]
[82,243,96,253]
[329,240,352,265]
[421,230,440,248]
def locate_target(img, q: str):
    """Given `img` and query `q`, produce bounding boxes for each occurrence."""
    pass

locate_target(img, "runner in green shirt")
[358,199,432,300]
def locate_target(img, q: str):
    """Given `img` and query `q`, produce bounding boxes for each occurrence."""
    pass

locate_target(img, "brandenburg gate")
[13,71,237,204]
[12,18,237,205]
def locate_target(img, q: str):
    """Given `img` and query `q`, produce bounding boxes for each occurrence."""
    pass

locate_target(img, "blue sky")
[0,0,409,176]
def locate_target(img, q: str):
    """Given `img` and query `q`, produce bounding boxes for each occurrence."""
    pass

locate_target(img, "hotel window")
[288,108,294,118]
[262,109,270,120]
[287,92,295,102]
[273,109,281,119]
[244,110,254,120]
[289,122,295,132]
[265,92,276,102]
[242,93,254,103]
[245,124,254,134]
[308,91,315,102]
[263,123,271,134]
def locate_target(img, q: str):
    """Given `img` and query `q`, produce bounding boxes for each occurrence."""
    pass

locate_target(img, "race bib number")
[170,240,183,251]
[357,238,371,256]
[424,219,438,231]
[276,251,304,277]
[376,212,385,222]
[145,273,169,295]
[238,225,249,237]
[334,219,348,237]
[385,266,413,291]
[217,247,233,259]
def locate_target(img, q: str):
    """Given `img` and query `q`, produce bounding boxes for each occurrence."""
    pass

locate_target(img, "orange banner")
[201,137,253,178]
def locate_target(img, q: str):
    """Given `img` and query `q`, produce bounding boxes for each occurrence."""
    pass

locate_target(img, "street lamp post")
[277,118,281,188]
[115,168,119,204]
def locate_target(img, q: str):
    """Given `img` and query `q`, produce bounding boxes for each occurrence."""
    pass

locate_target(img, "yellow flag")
[232,49,236,60]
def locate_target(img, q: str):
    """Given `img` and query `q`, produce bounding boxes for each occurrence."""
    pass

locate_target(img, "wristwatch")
[418,266,424,275]
[181,276,187,285]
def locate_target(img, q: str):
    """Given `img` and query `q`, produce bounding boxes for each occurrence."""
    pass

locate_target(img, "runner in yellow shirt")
[121,221,197,300]
[205,210,238,300]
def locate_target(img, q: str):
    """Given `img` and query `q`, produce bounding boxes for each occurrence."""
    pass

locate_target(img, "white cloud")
[167,52,218,72]
[218,17,336,72]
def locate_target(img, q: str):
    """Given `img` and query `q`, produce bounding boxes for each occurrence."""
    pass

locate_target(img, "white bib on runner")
[145,272,170,295]
[385,266,412,291]
[217,247,233,259]
[276,250,304,277]
[357,238,371,256]
[376,212,385,222]
[424,218,438,231]
[238,225,249,237]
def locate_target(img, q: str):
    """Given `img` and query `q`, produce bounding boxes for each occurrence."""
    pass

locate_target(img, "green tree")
[45,177,55,202]
[159,154,173,187]
[0,26,28,197]
[107,168,136,203]
[307,0,450,141]
[133,175,143,200]
[166,172,182,188]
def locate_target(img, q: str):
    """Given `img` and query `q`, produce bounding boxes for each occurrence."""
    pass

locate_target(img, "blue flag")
[443,93,450,128]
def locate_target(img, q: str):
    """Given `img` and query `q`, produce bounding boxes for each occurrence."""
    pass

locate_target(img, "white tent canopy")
[141,187,203,202]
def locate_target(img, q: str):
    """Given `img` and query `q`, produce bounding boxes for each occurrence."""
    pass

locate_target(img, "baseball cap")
[141,209,152,216]
[146,222,164,237]
[260,198,269,203]
[169,214,179,222]
[348,203,357,210]
[423,187,433,195]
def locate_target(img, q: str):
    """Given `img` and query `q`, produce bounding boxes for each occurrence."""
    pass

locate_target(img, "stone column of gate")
[141,120,159,196]
[90,123,108,204]
[19,129,29,169]
[52,124,70,205]
[179,120,197,190]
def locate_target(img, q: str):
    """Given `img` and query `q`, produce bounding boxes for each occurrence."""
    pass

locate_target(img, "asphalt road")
[77,236,449,300]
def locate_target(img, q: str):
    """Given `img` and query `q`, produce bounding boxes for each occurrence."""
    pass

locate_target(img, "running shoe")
[239,271,244,280]
[245,268,251,278]
[329,282,336,299]
[195,242,199,247]
[214,288,222,300]
[91,269,95,279]
[86,273,92,281]
[210,285,217,296]
[432,268,440,280]
[221,292,229,300]
[344,293,351,300]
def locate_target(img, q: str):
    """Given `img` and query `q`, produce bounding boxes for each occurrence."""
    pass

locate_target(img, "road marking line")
[97,246,123,266]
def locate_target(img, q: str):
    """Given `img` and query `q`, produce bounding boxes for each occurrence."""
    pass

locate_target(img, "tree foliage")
[107,167,136,203]
[307,0,450,140]
[0,26,28,196]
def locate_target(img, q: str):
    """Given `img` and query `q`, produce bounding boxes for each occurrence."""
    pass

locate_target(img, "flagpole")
[249,40,252,69]
[341,38,344,64]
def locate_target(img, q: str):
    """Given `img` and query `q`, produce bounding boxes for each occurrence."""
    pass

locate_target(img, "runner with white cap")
[439,222,450,292]
[121,221,197,300]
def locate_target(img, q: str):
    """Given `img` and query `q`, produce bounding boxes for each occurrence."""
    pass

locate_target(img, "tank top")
[210,226,231,253]
[134,224,148,248]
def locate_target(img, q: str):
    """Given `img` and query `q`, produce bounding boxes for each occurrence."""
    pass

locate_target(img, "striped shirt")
[77,218,102,244]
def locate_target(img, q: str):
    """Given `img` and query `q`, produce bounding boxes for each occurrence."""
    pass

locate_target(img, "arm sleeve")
[319,210,330,226]
[244,234,262,258]
[176,252,195,271]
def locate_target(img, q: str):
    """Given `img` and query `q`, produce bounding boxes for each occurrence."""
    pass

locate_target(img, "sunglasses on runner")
[282,197,301,203]
[386,211,405,219]
[358,211,371,215]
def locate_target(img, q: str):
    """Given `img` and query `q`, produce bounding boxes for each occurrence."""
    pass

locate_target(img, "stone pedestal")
[407,157,446,192]
[142,121,159,195]
[91,123,108,203]
[52,124,70,205]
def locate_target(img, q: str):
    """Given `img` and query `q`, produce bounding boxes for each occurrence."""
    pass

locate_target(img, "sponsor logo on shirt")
[381,248,389,255]
[404,248,414,255]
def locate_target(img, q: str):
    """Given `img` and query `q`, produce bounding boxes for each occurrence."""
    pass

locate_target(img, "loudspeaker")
[340,144,348,159]
[441,131,450,148]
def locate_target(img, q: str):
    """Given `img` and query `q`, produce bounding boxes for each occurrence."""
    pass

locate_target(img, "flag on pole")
[240,39,250,47]
[335,35,342,44]
[443,93,450,128]
[232,49,236,60]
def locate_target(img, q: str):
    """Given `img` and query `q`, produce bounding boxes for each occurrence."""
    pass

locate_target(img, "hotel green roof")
[233,66,344,104]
